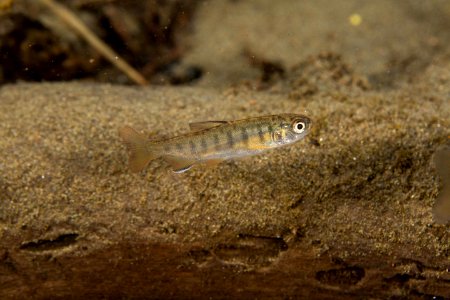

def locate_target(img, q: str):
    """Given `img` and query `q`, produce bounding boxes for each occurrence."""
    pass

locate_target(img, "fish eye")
[293,121,306,133]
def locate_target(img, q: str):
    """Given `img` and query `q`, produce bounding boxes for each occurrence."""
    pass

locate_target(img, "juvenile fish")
[433,145,450,224]
[119,113,312,173]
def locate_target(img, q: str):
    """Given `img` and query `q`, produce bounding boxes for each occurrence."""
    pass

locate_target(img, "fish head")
[272,114,312,145]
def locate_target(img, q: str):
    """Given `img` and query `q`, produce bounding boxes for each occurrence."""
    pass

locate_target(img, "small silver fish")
[433,145,450,224]
[119,114,312,173]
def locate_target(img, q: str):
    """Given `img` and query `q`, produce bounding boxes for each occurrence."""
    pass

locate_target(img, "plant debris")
[0,0,200,85]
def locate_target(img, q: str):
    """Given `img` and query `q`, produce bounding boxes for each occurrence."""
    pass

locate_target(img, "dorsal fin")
[189,120,229,131]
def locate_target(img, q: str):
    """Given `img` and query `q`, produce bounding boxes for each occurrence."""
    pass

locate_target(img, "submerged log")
[0,77,448,298]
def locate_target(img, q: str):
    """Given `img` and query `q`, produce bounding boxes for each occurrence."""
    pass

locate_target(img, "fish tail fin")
[119,126,159,172]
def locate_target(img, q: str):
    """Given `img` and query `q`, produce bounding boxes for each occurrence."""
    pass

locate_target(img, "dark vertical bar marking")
[213,134,220,150]
[240,127,249,145]
[163,144,171,152]
[257,123,265,143]
[189,140,197,154]
[226,130,234,148]
[268,124,274,135]
[176,143,183,151]
[201,137,208,152]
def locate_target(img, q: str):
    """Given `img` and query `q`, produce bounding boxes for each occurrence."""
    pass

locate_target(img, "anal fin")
[163,155,196,173]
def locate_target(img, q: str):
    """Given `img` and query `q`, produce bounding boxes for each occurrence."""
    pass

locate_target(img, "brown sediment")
[0,72,449,297]
[1,0,450,299]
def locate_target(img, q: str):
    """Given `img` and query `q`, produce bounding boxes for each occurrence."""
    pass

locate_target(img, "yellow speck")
[349,14,362,26]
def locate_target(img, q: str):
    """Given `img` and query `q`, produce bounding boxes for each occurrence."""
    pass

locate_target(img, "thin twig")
[39,0,148,86]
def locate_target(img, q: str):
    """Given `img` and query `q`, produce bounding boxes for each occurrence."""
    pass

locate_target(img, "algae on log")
[0,79,449,298]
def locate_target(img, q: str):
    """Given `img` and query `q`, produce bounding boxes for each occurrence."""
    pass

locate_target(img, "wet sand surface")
[1,0,449,298]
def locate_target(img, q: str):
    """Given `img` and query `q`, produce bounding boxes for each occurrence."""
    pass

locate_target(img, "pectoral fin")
[189,121,229,131]
[163,155,196,173]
